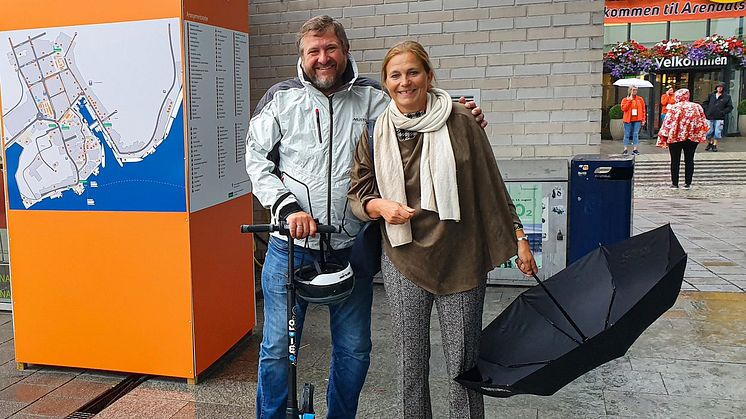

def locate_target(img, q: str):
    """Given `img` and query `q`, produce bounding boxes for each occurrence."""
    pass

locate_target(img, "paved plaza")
[0,141,744,418]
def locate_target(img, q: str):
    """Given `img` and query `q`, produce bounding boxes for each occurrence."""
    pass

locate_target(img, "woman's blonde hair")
[380,41,435,92]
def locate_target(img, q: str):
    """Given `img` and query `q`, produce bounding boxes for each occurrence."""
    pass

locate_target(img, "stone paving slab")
[634,184,746,293]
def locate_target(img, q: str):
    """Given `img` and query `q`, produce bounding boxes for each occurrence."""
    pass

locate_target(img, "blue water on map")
[5,102,187,212]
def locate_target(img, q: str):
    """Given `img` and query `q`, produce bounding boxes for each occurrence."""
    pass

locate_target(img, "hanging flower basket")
[650,39,688,59]
[603,40,653,78]
[688,34,746,67]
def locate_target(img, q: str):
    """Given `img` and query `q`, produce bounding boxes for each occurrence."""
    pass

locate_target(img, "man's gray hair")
[296,15,350,55]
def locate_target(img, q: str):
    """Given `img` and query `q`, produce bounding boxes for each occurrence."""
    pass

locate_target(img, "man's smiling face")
[300,29,348,94]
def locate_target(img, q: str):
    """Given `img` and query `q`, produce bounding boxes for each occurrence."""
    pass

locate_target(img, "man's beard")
[308,60,346,91]
[311,73,338,91]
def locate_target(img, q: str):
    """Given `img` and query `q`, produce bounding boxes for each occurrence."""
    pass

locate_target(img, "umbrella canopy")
[613,78,654,88]
[456,224,686,397]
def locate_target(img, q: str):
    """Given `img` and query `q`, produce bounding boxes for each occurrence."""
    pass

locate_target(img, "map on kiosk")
[0,18,186,212]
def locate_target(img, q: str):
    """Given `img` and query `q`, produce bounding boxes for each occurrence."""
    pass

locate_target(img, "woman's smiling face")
[384,52,433,114]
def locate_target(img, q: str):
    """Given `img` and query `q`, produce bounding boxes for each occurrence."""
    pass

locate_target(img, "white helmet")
[294,262,355,304]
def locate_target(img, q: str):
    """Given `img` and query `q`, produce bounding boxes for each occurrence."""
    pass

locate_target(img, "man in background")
[703,82,733,152]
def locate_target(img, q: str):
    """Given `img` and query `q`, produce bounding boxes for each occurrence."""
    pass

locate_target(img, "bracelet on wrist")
[517,236,529,242]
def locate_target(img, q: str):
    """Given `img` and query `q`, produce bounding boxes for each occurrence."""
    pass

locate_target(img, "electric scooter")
[240,221,339,419]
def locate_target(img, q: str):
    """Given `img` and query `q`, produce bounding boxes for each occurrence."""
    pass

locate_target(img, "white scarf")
[374,88,460,247]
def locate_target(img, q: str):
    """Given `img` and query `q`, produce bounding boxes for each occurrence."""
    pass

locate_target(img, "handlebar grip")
[315,225,339,234]
[240,224,276,233]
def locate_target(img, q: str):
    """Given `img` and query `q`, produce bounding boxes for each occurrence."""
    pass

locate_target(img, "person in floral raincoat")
[657,88,709,189]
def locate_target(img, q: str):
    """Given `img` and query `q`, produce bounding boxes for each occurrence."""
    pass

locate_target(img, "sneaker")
[683,184,691,189]
[632,150,640,155]
[622,149,629,155]
[705,143,713,151]
[711,145,718,152]
[669,184,679,189]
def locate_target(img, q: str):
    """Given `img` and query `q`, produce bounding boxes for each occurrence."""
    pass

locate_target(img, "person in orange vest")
[660,85,675,125]
[620,85,646,155]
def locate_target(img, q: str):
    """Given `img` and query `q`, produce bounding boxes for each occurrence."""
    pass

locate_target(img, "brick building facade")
[248,0,605,158]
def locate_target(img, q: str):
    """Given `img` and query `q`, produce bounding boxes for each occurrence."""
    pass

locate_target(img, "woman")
[620,85,646,155]
[660,85,674,125]
[657,88,708,189]
[348,41,537,419]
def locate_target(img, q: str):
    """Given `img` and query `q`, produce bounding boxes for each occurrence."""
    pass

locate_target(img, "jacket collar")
[297,53,359,96]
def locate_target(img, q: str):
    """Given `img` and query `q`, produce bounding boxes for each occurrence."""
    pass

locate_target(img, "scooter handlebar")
[240,224,274,233]
[240,222,339,234]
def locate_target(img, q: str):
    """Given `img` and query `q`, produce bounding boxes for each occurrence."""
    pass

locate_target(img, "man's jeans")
[623,121,641,147]
[256,236,373,419]
[706,119,724,140]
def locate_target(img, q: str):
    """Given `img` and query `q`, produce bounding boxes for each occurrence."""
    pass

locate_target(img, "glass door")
[691,72,719,104]
[653,73,689,133]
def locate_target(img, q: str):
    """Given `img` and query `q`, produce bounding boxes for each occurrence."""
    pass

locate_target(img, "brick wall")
[248,0,604,158]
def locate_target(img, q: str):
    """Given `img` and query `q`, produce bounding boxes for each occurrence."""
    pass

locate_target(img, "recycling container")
[568,154,634,264]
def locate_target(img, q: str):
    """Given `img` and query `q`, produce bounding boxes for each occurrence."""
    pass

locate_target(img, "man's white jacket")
[246,55,388,249]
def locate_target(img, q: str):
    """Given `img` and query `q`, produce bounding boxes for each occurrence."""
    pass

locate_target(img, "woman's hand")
[515,240,539,276]
[365,198,415,225]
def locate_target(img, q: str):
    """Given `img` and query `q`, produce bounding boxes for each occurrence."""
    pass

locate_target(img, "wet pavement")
[0,140,744,418]
[2,287,740,418]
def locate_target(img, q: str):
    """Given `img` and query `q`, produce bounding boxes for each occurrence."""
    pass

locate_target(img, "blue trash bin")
[568,154,634,264]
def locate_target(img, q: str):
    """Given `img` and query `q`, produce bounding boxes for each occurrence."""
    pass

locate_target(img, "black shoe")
[712,145,718,152]
[705,143,713,151]
[669,184,679,189]
[683,184,691,189]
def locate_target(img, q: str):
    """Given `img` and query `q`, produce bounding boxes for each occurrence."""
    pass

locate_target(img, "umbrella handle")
[532,274,588,342]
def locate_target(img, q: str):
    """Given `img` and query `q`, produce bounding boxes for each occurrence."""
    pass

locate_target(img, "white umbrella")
[613,78,653,88]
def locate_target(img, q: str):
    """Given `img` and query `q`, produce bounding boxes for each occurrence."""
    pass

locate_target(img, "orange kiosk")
[0,0,255,382]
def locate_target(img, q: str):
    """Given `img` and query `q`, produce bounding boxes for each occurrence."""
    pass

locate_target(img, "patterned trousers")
[382,252,485,419]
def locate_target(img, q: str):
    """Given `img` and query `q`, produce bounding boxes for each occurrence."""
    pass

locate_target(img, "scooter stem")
[286,235,300,419]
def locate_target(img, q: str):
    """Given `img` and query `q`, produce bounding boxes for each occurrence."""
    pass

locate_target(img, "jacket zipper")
[327,95,334,226]
[315,108,322,144]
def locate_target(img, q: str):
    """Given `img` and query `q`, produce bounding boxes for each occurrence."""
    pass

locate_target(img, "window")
[710,18,741,38]
[670,20,707,42]
[630,23,667,47]
[604,24,628,51]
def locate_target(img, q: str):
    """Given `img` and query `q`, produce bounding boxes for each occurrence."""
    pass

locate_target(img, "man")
[660,85,674,126]
[245,16,484,419]
[702,82,733,152]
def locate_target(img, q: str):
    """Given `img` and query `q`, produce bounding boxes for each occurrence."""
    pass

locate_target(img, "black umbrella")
[456,224,687,397]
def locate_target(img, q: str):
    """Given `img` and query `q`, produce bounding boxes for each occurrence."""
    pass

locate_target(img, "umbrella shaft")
[533,274,588,341]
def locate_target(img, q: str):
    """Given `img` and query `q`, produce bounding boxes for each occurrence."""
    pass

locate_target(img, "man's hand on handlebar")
[286,211,317,239]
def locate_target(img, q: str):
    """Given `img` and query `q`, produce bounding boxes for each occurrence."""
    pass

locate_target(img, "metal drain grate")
[66,375,150,418]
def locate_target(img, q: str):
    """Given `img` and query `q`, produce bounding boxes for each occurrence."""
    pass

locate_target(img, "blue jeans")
[623,121,641,147]
[706,119,724,140]
[257,236,373,419]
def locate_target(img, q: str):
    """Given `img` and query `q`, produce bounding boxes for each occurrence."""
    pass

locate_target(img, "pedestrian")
[620,85,646,155]
[660,85,674,125]
[245,16,485,419]
[657,88,708,189]
[702,81,733,152]
[348,41,538,419]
